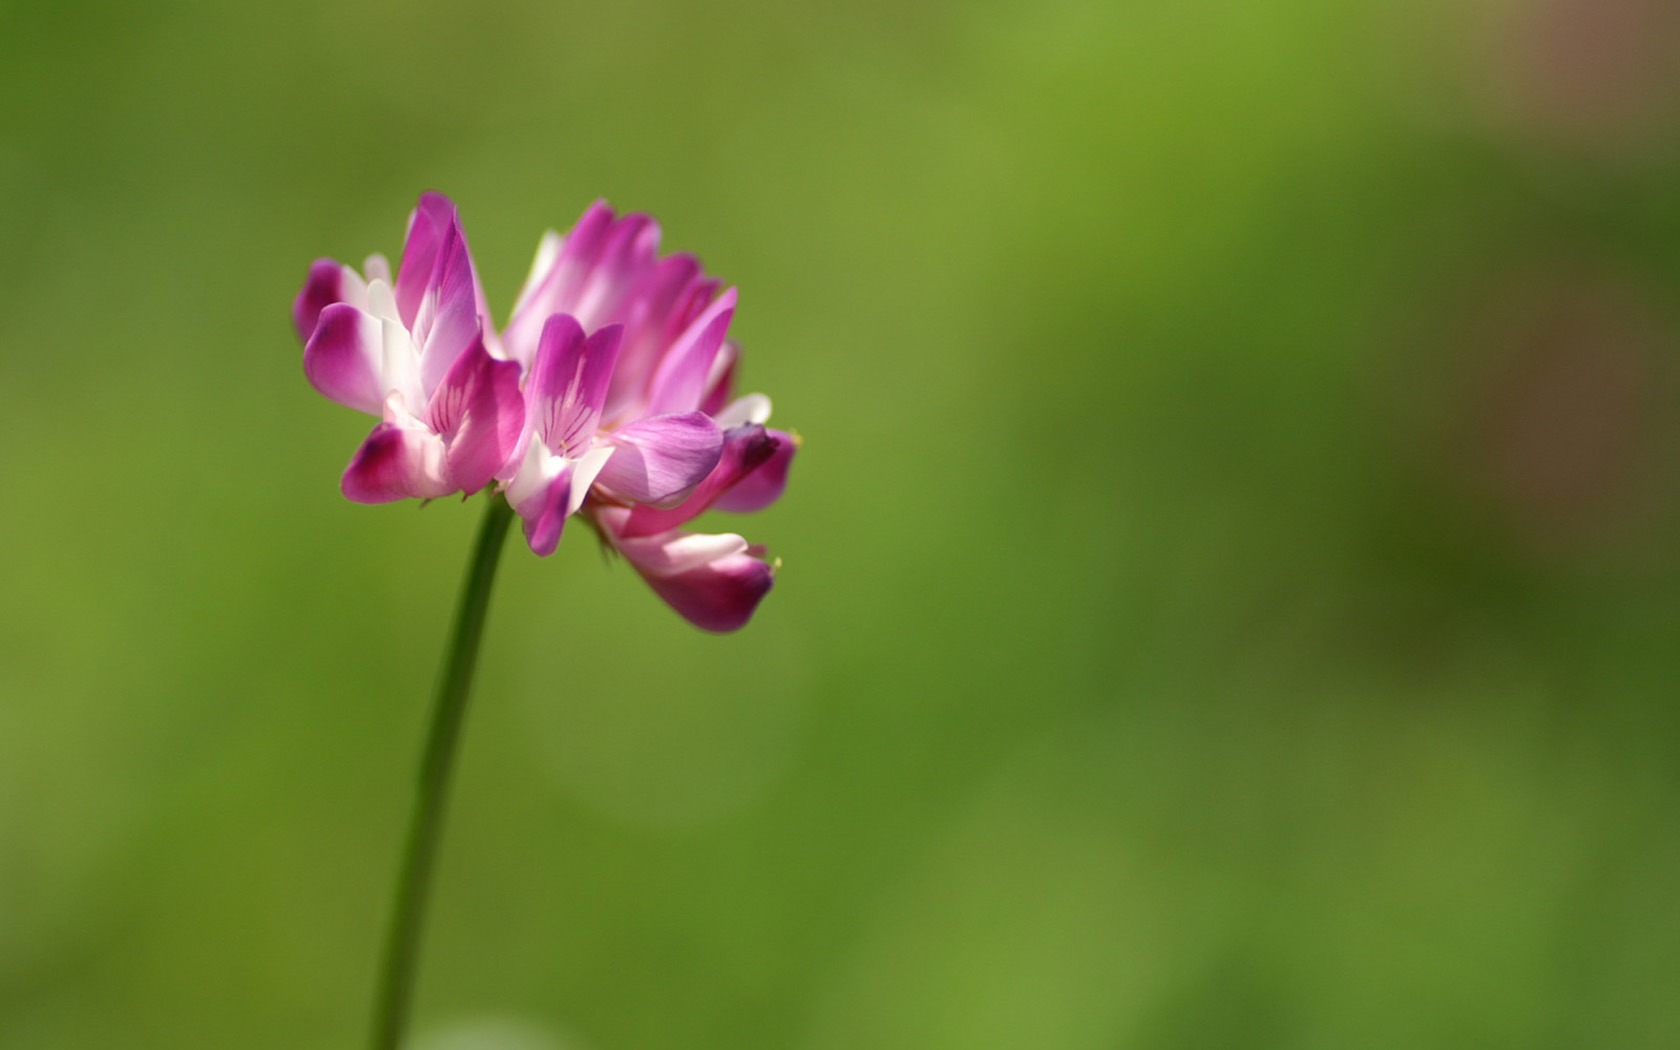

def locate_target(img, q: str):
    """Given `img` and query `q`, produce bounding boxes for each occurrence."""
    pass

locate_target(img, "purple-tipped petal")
[642,548,775,632]
[303,303,385,415]
[713,428,795,513]
[503,201,618,359]
[645,288,737,416]
[294,259,358,342]
[566,213,660,331]
[517,466,573,557]
[341,420,451,503]
[527,317,622,457]
[393,192,457,328]
[596,412,723,507]
[425,337,525,493]
[412,218,486,399]
[617,424,778,537]
[598,511,775,632]
[605,253,709,416]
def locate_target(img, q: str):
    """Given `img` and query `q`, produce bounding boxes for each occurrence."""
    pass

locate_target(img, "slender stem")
[371,494,515,1050]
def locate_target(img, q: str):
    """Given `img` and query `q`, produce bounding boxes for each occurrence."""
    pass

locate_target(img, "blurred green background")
[5,0,1680,1046]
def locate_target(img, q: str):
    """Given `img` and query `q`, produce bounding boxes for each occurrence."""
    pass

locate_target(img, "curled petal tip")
[294,259,353,343]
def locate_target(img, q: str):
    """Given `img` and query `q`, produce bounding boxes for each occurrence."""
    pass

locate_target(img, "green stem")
[371,494,515,1050]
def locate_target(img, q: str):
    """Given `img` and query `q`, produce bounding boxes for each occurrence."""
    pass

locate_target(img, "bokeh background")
[5,0,1680,1046]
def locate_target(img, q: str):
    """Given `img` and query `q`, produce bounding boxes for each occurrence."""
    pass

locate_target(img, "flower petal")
[595,412,723,507]
[527,316,622,457]
[293,259,365,342]
[605,254,717,414]
[518,462,573,557]
[641,548,775,632]
[712,427,796,513]
[714,393,772,429]
[302,303,387,415]
[597,509,775,633]
[411,218,486,399]
[615,424,779,537]
[340,417,452,503]
[698,340,740,418]
[502,200,617,361]
[509,231,562,330]
[425,336,526,493]
[393,192,457,328]
[567,212,660,331]
[644,288,736,416]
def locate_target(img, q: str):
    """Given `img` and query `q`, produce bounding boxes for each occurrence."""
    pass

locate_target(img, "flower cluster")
[293,193,795,632]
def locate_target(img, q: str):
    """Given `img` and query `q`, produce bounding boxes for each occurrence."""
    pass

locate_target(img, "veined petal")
[596,412,723,507]
[713,427,795,513]
[645,288,737,416]
[303,303,385,415]
[616,423,778,537]
[341,418,452,503]
[426,337,526,493]
[527,316,623,458]
[293,259,367,342]
[506,443,609,554]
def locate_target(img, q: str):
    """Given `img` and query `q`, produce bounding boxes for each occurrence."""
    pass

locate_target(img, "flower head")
[293,193,524,502]
[499,201,796,630]
[294,194,794,631]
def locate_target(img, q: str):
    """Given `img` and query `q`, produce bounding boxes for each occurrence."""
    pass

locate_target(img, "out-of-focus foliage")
[3,0,1679,1047]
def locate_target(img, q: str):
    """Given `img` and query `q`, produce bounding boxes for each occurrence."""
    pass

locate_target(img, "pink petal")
[598,510,774,633]
[502,201,617,360]
[425,337,526,494]
[566,212,660,331]
[616,424,779,537]
[411,216,486,399]
[604,253,712,417]
[517,465,573,557]
[527,316,622,457]
[713,428,796,513]
[393,192,457,328]
[293,259,353,342]
[340,420,451,503]
[640,548,775,632]
[595,412,723,507]
[644,288,736,416]
[698,341,739,418]
[303,303,385,415]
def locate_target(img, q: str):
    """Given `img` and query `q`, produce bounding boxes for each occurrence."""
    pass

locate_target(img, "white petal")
[715,393,772,428]
[568,445,615,515]
[505,439,565,515]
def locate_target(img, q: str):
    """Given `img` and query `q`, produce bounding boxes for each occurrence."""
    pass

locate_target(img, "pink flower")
[293,194,795,631]
[292,193,524,503]
[500,201,796,631]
